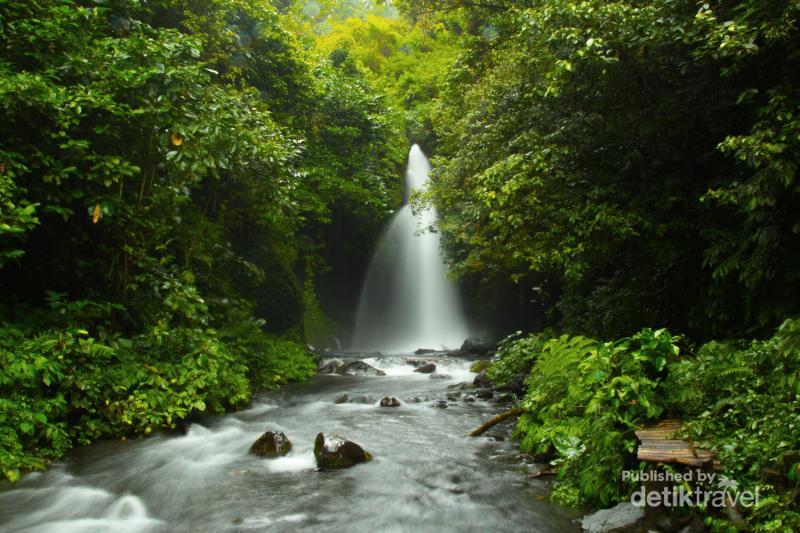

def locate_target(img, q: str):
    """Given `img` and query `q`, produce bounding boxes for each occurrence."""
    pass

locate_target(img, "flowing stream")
[351,145,471,353]
[0,355,579,532]
[0,146,580,532]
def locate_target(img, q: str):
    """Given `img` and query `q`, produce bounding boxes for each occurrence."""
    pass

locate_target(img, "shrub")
[666,319,800,531]
[515,329,679,506]
[487,331,549,387]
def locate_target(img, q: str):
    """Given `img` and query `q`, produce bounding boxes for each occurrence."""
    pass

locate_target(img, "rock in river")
[249,430,292,458]
[334,394,348,404]
[580,502,644,533]
[314,433,373,469]
[414,363,437,374]
[336,360,386,377]
[460,337,495,355]
[318,360,341,374]
[414,348,436,355]
[473,370,492,388]
[475,389,494,400]
[380,396,401,407]
[430,373,451,380]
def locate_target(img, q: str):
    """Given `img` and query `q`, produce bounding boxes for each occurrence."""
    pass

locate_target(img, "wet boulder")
[414,348,436,355]
[580,502,644,533]
[475,389,494,400]
[313,433,372,469]
[249,430,292,458]
[473,370,492,388]
[414,363,437,374]
[318,360,342,374]
[334,394,349,404]
[336,360,386,377]
[379,396,401,407]
[492,392,516,404]
[433,400,448,409]
[495,372,527,395]
[460,337,495,355]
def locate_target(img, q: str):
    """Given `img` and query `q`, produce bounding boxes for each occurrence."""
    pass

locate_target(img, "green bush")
[469,359,492,373]
[504,321,800,530]
[486,332,548,387]
[0,293,315,482]
[666,319,800,531]
[515,329,679,506]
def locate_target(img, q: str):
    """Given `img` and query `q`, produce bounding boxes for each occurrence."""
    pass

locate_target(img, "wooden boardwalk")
[635,419,717,468]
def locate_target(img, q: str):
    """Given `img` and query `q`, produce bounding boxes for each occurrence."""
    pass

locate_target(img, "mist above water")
[351,145,471,353]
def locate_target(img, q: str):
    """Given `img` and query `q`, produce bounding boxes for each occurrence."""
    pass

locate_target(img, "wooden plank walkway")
[635,419,717,468]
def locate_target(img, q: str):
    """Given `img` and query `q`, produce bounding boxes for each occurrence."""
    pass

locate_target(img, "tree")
[425,0,800,339]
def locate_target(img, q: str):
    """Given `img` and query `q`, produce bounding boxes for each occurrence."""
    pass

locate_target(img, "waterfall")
[351,145,471,353]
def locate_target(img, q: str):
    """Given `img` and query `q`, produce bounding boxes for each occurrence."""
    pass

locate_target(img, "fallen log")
[528,469,556,479]
[469,407,523,437]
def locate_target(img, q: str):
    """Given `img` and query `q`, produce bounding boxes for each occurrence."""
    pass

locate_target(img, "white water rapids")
[0,356,580,532]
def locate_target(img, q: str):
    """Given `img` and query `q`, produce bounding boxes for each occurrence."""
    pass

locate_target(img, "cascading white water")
[351,145,471,353]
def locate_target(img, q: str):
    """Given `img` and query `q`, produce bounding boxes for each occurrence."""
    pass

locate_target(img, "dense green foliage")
[485,330,546,386]
[416,0,800,340]
[488,321,800,530]
[313,12,461,148]
[515,329,677,506]
[669,319,800,531]
[0,0,403,480]
[2,1,799,530]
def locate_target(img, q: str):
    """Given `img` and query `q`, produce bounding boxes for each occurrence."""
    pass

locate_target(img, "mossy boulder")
[249,430,292,458]
[469,360,492,373]
[313,433,372,469]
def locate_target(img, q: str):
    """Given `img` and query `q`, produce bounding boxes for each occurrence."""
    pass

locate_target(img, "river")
[0,354,579,532]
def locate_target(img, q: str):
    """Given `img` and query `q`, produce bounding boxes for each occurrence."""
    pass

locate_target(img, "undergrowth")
[491,321,800,531]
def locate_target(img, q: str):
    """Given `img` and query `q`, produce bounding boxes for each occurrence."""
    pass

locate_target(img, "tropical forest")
[0,0,798,531]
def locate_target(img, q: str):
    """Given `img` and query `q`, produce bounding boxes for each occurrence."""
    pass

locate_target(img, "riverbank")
[0,323,316,485]
[0,354,580,532]
[483,322,800,531]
